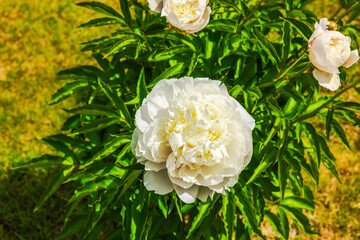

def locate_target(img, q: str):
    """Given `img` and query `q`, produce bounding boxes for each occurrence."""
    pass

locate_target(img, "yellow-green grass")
[0,0,359,239]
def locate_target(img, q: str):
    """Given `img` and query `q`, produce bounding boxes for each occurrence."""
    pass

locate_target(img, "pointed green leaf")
[278,207,289,240]
[280,197,314,211]
[42,137,78,164]
[326,108,334,139]
[119,0,132,25]
[65,104,120,118]
[76,1,125,23]
[73,117,120,135]
[252,27,280,68]
[303,122,321,166]
[331,119,351,150]
[81,136,131,168]
[148,63,185,88]
[280,206,319,235]
[78,17,121,28]
[137,67,147,105]
[265,211,286,240]
[12,154,71,169]
[247,147,277,185]
[222,194,235,240]
[282,17,312,40]
[50,81,89,105]
[34,166,74,212]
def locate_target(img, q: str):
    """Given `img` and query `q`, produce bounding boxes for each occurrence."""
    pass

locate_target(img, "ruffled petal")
[148,0,163,13]
[197,186,214,202]
[313,68,340,91]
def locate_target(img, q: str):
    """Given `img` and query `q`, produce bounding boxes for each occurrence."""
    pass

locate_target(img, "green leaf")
[76,2,125,23]
[187,195,220,238]
[50,81,89,105]
[265,211,286,240]
[81,136,131,168]
[148,63,185,88]
[280,197,314,211]
[234,187,264,239]
[78,17,121,28]
[34,166,74,212]
[222,194,235,240]
[317,133,335,161]
[278,119,289,199]
[58,215,87,239]
[281,21,291,67]
[80,188,118,240]
[66,163,126,183]
[105,37,138,57]
[282,17,312,40]
[280,206,319,235]
[65,104,120,118]
[334,102,360,112]
[331,119,351,150]
[56,66,97,81]
[118,170,143,198]
[137,67,147,105]
[303,122,321,166]
[73,117,120,135]
[152,46,192,61]
[70,176,120,202]
[277,207,289,240]
[252,27,280,69]
[98,79,132,126]
[206,19,236,32]
[246,148,277,184]
[12,154,71,169]
[326,108,334,139]
[47,134,92,150]
[119,0,132,25]
[42,137,78,164]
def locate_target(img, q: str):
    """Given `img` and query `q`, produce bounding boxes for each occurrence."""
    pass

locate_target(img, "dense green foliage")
[14,0,360,239]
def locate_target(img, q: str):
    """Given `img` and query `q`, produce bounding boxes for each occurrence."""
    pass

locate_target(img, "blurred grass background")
[0,0,359,239]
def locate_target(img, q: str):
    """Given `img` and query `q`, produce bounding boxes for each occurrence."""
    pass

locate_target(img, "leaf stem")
[292,78,360,124]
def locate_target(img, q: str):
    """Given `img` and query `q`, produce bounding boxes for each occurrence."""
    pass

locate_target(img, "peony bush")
[15,0,360,239]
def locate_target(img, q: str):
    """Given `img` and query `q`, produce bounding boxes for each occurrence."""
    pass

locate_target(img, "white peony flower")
[161,0,211,34]
[131,77,255,203]
[308,18,359,91]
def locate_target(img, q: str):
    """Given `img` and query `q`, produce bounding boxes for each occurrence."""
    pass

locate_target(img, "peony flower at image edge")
[131,77,255,203]
[308,18,359,91]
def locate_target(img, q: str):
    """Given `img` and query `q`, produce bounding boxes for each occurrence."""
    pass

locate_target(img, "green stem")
[258,52,307,88]
[292,78,360,124]
[236,1,262,33]
[335,2,360,21]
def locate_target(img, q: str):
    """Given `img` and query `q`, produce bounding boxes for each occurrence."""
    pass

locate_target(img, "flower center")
[171,0,200,23]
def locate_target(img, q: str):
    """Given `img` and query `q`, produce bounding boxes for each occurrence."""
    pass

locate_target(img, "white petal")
[197,187,214,202]
[308,18,329,45]
[145,161,166,172]
[144,170,174,194]
[343,50,359,68]
[313,68,340,91]
[131,127,140,154]
[174,184,199,203]
[235,100,256,130]
[148,0,163,13]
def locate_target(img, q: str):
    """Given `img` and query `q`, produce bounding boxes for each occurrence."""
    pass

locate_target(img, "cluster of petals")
[147,0,211,33]
[131,77,255,203]
[309,18,359,91]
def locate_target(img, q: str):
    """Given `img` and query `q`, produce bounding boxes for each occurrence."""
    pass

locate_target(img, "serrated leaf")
[34,166,74,212]
[12,154,71,169]
[65,104,120,118]
[234,187,264,239]
[222,194,235,240]
[187,195,220,238]
[73,117,120,135]
[50,81,89,105]
[148,63,185,88]
[280,197,314,211]
[81,136,131,168]
[331,119,351,150]
[282,17,312,40]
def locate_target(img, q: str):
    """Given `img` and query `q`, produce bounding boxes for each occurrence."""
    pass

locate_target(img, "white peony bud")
[161,0,211,34]
[309,18,359,91]
[131,77,255,203]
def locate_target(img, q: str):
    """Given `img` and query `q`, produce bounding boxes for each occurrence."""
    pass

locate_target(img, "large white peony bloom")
[131,77,255,203]
[308,18,359,91]
[161,0,211,34]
